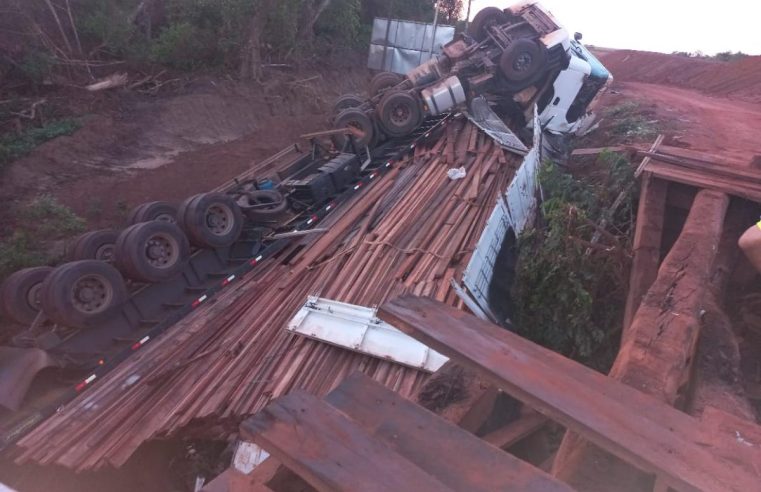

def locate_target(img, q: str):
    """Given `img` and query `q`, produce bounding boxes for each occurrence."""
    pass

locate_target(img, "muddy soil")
[0,66,368,231]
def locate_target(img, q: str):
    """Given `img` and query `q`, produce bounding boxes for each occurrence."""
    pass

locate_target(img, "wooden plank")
[378,295,760,492]
[240,390,455,492]
[555,191,731,491]
[622,174,668,339]
[481,410,549,450]
[325,372,572,492]
[634,134,664,177]
[648,162,761,203]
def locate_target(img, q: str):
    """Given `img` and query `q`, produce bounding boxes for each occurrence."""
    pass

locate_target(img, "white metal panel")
[463,109,542,315]
[233,441,270,475]
[287,297,448,372]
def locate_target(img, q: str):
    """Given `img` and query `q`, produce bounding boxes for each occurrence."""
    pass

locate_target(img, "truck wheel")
[71,229,119,262]
[370,72,404,97]
[179,193,244,249]
[128,201,178,225]
[41,260,128,328]
[333,108,375,148]
[333,94,365,116]
[237,190,289,223]
[499,39,547,89]
[468,7,509,42]
[377,91,423,138]
[115,221,190,283]
[0,267,53,325]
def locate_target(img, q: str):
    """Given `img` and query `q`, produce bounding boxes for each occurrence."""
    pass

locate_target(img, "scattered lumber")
[17,118,523,471]
[242,390,456,492]
[634,134,664,177]
[553,190,731,491]
[621,174,668,339]
[645,151,761,203]
[379,295,761,492]
[241,373,572,492]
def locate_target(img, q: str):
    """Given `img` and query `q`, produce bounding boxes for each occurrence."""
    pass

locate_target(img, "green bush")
[511,153,636,369]
[151,22,219,69]
[79,0,139,57]
[0,119,81,170]
[0,195,86,279]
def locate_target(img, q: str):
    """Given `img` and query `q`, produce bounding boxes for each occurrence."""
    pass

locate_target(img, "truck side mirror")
[574,32,583,41]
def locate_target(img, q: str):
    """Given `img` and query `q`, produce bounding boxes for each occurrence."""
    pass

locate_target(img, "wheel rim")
[144,232,180,269]
[390,102,413,127]
[26,283,43,310]
[95,243,115,262]
[513,52,534,73]
[155,213,176,223]
[70,274,113,314]
[206,204,234,236]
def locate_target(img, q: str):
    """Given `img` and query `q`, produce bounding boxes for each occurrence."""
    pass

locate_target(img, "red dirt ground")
[599,50,761,103]
[602,81,761,166]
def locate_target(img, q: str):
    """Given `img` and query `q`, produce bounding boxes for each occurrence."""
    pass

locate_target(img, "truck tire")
[71,229,119,262]
[332,94,365,116]
[40,260,128,328]
[128,201,178,225]
[236,190,289,223]
[0,267,53,325]
[377,91,423,138]
[369,72,403,97]
[115,221,190,283]
[179,193,244,249]
[499,39,547,90]
[333,108,375,148]
[468,7,509,42]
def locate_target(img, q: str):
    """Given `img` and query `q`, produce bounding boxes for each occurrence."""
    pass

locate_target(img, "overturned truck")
[0,1,611,451]
[332,1,612,147]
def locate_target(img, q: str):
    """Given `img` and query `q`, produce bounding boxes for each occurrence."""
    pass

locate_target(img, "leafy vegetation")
[0,119,81,170]
[511,153,637,369]
[2,0,454,84]
[604,102,659,142]
[672,50,749,62]
[0,195,86,280]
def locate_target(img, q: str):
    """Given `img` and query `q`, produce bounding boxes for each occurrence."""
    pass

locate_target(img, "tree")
[437,0,463,24]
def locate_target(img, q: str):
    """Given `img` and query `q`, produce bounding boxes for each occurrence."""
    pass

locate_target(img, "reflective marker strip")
[85,374,97,384]
[222,274,236,286]
[139,336,150,345]
[192,295,208,308]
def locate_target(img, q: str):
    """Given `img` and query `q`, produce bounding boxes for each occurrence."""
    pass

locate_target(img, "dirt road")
[609,81,761,166]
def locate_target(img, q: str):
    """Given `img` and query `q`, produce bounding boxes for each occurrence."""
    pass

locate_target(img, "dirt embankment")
[598,50,761,103]
[0,63,369,231]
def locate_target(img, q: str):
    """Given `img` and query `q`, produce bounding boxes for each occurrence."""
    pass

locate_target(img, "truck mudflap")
[0,347,57,411]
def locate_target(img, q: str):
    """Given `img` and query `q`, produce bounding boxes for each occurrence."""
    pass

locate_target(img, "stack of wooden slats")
[16,117,521,471]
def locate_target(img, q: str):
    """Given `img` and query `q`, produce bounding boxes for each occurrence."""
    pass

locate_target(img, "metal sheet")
[368,18,455,74]
[466,97,529,156]
[233,441,270,475]
[463,109,542,315]
[287,297,448,372]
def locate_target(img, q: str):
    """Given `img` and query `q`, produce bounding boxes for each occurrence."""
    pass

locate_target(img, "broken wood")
[379,294,759,492]
[553,189,731,491]
[634,134,665,177]
[324,373,571,492]
[241,390,457,492]
[621,174,668,339]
